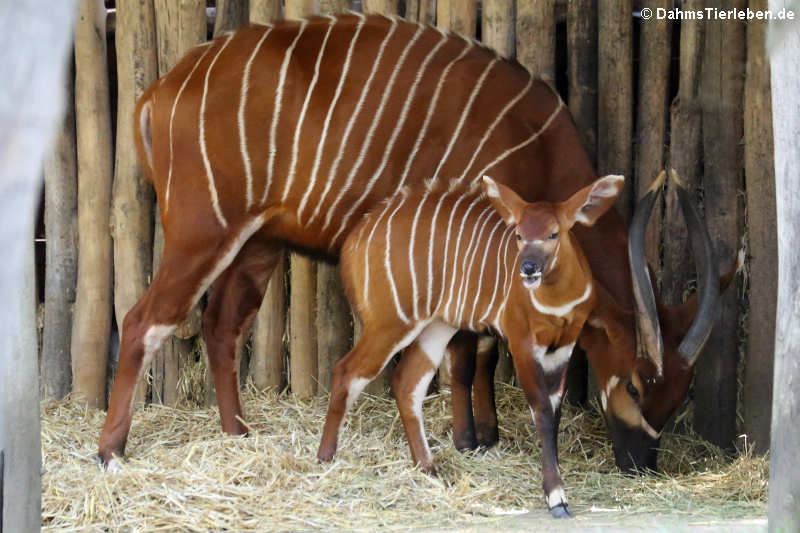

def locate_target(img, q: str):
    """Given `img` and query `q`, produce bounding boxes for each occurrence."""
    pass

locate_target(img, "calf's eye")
[549,232,559,240]
[626,381,640,401]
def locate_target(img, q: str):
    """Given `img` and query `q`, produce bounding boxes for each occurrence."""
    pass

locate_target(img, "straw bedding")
[41,382,767,532]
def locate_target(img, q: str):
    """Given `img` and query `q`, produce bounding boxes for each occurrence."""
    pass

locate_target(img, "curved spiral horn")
[628,171,666,376]
[670,169,720,365]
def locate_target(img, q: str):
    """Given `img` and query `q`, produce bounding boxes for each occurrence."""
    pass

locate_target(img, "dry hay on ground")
[41,383,767,532]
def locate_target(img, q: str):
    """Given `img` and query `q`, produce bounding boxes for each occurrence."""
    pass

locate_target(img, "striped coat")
[319,175,623,516]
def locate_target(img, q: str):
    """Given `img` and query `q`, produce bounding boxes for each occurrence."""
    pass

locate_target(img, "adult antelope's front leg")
[99,219,265,466]
[509,339,572,518]
[391,322,456,473]
[202,237,284,435]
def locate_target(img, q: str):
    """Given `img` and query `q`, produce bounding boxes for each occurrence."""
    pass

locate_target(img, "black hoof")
[475,424,499,448]
[549,503,573,519]
[453,435,479,452]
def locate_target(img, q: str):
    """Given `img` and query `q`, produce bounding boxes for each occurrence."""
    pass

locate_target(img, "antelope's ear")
[562,174,625,227]
[482,175,526,226]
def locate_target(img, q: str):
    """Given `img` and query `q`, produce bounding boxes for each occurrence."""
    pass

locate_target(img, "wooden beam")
[567,0,597,164]
[436,0,476,36]
[72,0,115,409]
[289,254,317,397]
[482,0,515,58]
[597,0,633,219]
[249,0,280,22]
[768,2,800,528]
[41,62,78,401]
[516,0,554,80]
[742,0,776,456]
[214,0,249,35]
[694,0,746,450]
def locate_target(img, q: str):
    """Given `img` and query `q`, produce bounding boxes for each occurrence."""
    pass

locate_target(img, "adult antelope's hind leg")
[391,322,457,473]
[447,331,479,451]
[98,224,263,466]
[202,237,284,435]
[317,322,425,463]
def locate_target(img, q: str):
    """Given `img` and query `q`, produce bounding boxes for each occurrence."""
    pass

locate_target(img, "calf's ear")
[482,175,526,226]
[562,174,625,227]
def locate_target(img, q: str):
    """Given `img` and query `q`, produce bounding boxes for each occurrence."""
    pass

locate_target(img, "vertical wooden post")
[72,0,114,409]
[768,5,800,529]
[695,0,746,450]
[152,0,206,406]
[635,2,670,267]
[0,1,76,530]
[664,0,704,305]
[112,0,158,407]
[436,0,476,36]
[290,254,317,397]
[742,0,776,455]
[567,0,597,164]
[285,0,315,19]
[362,0,396,15]
[41,64,78,400]
[597,0,633,219]
[516,0,554,81]
[482,0,514,58]
[250,0,280,22]
[215,0,250,35]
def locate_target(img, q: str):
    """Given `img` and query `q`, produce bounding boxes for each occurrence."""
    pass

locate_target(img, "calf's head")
[482,174,625,288]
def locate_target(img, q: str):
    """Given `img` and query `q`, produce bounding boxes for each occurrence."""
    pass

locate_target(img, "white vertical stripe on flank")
[468,217,504,327]
[239,26,274,210]
[165,44,213,215]
[472,99,565,184]
[434,192,470,316]
[327,27,447,243]
[385,193,411,324]
[395,38,473,196]
[431,57,499,182]
[480,225,513,324]
[325,24,426,243]
[440,196,484,320]
[426,190,449,316]
[456,76,533,183]
[447,204,493,323]
[408,189,430,321]
[306,18,399,227]
[199,34,234,229]
[454,207,495,324]
[261,20,308,204]
[298,14,366,222]
[493,232,519,330]
[281,16,337,203]
[362,197,396,305]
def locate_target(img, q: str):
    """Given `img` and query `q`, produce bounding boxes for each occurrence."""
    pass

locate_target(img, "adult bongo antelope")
[97,12,726,473]
[317,175,624,517]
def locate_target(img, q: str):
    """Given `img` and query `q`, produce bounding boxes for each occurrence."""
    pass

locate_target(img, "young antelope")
[317,174,624,518]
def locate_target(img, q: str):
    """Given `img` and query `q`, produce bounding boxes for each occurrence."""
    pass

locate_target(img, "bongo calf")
[317,174,624,518]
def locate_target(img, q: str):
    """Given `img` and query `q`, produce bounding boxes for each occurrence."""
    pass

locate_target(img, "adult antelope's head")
[482,174,625,289]
[580,169,739,474]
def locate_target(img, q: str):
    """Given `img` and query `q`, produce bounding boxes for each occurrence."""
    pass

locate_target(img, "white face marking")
[600,390,608,411]
[605,375,620,399]
[529,282,592,317]
[198,34,234,229]
[298,16,366,221]
[546,487,567,509]
[533,343,575,374]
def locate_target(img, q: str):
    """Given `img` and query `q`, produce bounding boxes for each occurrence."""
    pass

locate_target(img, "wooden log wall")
[40,0,776,453]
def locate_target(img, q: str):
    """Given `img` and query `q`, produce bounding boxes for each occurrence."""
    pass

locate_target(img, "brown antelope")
[100,12,726,474]
[317,174,624,517]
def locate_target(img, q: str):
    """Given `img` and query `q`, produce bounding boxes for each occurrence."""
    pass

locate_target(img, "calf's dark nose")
[521,260,540,276]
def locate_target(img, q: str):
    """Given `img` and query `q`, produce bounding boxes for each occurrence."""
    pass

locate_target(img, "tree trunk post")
[41,63,79,400]
[516,0,554,81]
[72,0,115,409]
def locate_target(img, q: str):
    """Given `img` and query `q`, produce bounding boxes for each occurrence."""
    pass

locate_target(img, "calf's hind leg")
[391,322,457,473]
[317,322,427,462]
